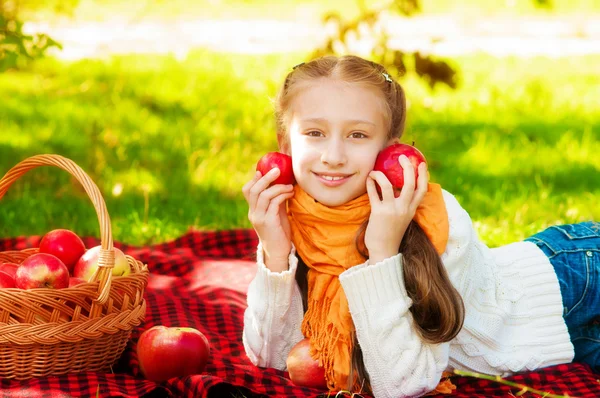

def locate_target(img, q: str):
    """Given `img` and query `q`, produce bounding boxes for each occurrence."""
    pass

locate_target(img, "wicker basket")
[0,154,149,380]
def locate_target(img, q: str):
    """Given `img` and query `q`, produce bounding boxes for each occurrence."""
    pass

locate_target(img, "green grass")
[24,0,600,22]
[0,51,599,247]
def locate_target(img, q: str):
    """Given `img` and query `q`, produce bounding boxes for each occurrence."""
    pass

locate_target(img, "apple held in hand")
[256,152,296,186]
[373,143,427,196]
[0,262,19,279]
[0,271,16,288]
[137,326,211,382]
[15,253,70,289]
[286,338,327,389]
[39,229,86,272]
[73,245,130,282]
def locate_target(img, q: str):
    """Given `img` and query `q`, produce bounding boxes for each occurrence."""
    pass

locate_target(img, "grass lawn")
[1,51,599,247]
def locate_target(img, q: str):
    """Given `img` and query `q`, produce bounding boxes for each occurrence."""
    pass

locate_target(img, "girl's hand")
[364,155,429,264]
[242,168,295,272]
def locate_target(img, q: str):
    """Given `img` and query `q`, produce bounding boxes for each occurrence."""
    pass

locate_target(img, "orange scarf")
[287,183,448,391]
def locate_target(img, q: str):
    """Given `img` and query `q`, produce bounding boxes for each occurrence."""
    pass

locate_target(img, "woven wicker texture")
[0,154,149,380]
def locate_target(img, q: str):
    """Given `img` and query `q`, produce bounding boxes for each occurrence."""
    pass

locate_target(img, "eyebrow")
[300,117,376,127]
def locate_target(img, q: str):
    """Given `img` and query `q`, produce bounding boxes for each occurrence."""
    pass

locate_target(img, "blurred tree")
[532,0,553,8]
[0,0,77,71]
[310,0,552,89]
[310,0,457,89]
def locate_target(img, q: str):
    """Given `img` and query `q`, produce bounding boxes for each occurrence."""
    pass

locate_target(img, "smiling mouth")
[320,175,347,181]
[313,172,354,184]
[314,172,352,178]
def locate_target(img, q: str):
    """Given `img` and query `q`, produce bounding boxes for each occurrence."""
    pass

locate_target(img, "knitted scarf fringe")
[302,297,352,391]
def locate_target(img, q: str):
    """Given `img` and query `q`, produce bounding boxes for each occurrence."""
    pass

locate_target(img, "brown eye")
[350,132,367,139]
[306,131,323,137]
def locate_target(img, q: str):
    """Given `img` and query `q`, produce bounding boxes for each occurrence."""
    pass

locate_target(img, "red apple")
[15,253,70,289]
[39,229,86,272]
[137,326,211,382]
[73,245,130,282]
[0,271,16,288]
[286,338,327,389]
[0,262,19,279]
[256,152,296,186]
[373,143,427,196]
[69,277,87,287]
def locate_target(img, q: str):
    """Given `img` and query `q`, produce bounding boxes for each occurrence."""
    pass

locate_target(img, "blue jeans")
[525,221,600,372]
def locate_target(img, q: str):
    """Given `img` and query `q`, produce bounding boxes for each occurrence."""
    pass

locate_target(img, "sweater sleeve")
[339,255,449,398]
[438,188,485,290]
[242,242,305,370]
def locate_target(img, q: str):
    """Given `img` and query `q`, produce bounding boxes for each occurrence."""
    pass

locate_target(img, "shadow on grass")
[1,115,598,244]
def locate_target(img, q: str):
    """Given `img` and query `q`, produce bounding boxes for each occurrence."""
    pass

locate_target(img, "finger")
[265,191,295,221]
[248,168,281,212]
[369,171,395,202]
[397,155,416,207]
[254,184,294,219]
[365,174,381,204]
[410,162,428,210]
[242,171,262,202]
[250,184,292,225]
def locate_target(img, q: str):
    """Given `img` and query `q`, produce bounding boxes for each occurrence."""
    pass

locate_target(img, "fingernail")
[270,168,280,174]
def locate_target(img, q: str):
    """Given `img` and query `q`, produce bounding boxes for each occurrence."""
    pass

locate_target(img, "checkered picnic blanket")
[0,229,599,397]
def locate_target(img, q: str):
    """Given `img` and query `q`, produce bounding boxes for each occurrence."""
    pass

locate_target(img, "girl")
[241,55,599,398]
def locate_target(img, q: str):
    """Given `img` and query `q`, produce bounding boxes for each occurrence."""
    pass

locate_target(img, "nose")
[320,137,347,167]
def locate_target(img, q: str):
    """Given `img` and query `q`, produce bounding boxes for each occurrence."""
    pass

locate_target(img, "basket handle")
[0,154,115,310]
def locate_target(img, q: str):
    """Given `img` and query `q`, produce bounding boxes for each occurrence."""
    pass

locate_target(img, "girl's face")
[283,78,394,207]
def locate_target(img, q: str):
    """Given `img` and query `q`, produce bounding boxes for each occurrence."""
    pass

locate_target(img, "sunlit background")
[1,0,599,246]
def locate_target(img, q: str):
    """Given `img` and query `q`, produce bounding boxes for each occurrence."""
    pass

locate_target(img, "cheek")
[292,153,312,178]
[292,160,302,179]
[291,143,318,168]
[354,147,380,169]
[289,147,306,177]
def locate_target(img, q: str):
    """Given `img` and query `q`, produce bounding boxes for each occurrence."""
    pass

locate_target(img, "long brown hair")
[275,55,464,391]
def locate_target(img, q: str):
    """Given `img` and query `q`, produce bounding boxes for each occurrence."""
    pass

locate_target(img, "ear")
[277,133,291,155]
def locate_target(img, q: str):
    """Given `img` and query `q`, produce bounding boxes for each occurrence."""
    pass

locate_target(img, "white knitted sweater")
[242,189,574,398]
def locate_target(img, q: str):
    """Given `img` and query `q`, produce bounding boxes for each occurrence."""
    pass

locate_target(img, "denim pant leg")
[525,221,600,371]
[570,324,600,373]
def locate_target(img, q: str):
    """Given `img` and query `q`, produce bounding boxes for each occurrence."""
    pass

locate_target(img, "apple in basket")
[137,326,211,382]
[373,143,427,197]
[256,152,296,186]
[73,245,131,282]
[0,271,16,288]
[0,262,19,279]
[15,253,70,289]
[69,277,87,287]
[39,228,86,273]
[286,338,327,389]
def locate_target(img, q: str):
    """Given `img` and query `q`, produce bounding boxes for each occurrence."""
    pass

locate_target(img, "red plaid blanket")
[1,229,599,398]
